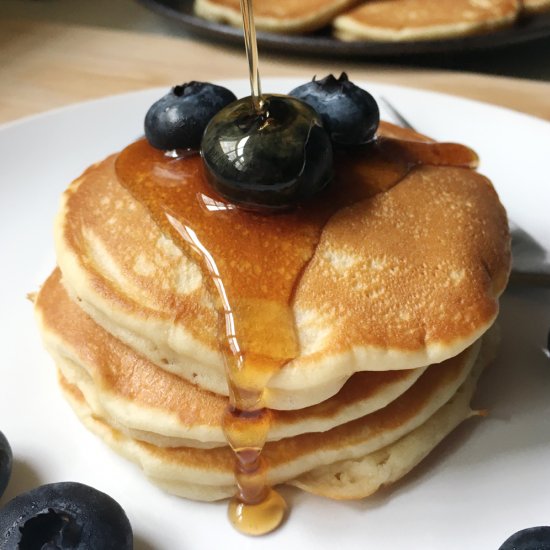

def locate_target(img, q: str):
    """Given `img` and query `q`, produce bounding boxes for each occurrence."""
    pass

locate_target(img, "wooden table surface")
[1,18,550,124]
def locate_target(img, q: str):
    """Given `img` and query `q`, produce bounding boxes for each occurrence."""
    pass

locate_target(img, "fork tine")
[379,96,416,131]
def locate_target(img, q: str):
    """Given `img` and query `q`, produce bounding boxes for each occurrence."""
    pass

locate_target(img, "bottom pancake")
[56,327,496,501]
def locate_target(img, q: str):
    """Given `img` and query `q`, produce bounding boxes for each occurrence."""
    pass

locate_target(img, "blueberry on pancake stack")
[34,76,510,503]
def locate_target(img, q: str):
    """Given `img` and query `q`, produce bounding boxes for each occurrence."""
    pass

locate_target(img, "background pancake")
[334,0,520,42]
[53,124,510,408]
[523,0,550,12]
[195,0,361,33]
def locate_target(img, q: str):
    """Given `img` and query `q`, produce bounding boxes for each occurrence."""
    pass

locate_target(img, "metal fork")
[379,96,550,286]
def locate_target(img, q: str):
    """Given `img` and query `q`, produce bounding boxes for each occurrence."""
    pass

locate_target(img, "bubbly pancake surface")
[54,122,510,407]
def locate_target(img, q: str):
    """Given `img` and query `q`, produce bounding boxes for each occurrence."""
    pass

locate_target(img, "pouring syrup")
[117,0,479,533]
[222,0,288,533]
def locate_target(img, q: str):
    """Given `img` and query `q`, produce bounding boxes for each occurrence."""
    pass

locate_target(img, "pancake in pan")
[522,0,550,12]
[333,0,520,42]
[194,0,360,33]
[57,326,495,501]
[53,122,510,408]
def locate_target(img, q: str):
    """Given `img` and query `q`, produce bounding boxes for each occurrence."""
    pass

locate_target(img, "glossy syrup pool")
[115,132,478,535]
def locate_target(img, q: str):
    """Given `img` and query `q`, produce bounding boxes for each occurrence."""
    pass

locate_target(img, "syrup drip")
[115,134,477,535]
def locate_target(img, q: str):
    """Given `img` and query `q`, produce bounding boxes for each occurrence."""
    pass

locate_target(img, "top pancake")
[334,0,520,41]
[194,0,360,33]
[54,122,510,407]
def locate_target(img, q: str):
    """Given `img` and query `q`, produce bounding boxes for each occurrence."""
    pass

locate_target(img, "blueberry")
[499,526,550,550]
[0,482,132,549]
[289,73,379,146]
[0,431,12,498]
[145,81,237,150]
[201,94,333,211]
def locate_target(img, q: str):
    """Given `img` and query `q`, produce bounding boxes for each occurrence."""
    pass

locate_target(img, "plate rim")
[2,77,549,134]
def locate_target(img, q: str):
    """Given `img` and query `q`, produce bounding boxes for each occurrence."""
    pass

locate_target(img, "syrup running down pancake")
[36,111,510,531]
[37,270,429,448]
[51,327,496,501]
[53,122,509,408]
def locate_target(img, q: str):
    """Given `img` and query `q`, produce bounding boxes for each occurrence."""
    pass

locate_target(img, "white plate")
[1,79,549,550]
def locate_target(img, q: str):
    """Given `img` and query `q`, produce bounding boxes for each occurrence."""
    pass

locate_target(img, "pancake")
[53,122,510,409]
[522,0,550,12]
[37,269,435,447]
[194,0,360,33]
[334,0,520,42]
[57,327,494,501]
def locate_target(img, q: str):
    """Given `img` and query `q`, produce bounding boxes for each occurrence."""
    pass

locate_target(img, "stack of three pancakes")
[34,122,510,502]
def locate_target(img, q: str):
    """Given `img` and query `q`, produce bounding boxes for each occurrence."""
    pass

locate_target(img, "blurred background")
[2,0,550,123]
[2,0,550,79]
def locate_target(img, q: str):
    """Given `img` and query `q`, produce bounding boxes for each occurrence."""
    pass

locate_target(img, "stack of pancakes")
[195,0,549,41]
[35,121,510,502]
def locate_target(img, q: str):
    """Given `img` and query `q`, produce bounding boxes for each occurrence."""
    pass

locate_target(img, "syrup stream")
[117,0,480,523]
[114,133,478,537]
[221,0,288,534]
[240,0,263,113]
